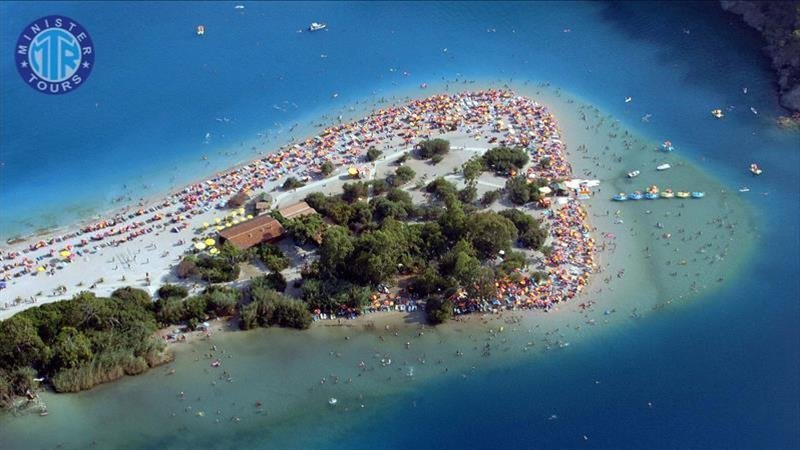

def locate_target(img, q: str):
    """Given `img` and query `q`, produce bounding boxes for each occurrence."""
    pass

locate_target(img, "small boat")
[328,398,338,406]
[750,107,758,115]
[309,22,327,32]
[629,191,644,200]
[749,163,762,176]
[647,185,660,194]
[644,192,658,200]
[660,189,675,199]
[625,97,632,103]
[234,4,245,9]
[738,187,750,193]
[612,193,628,201]
[420,82,428,89]
[627,170,640,178]
[656,163,671,171]
[196,25,205,36]
[676,191,690,199]
[711,109,724,119]
[661,140,674,152]
[691,191,705,198]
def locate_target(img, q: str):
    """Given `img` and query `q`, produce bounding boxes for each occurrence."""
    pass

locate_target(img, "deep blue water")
[1,1,798,449]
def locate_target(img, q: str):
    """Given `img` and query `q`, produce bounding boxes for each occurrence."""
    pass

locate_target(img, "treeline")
[0,278,311,409]
[0,287,169,406]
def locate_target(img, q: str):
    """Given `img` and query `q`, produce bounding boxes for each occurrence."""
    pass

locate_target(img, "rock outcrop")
[721,1,800,113]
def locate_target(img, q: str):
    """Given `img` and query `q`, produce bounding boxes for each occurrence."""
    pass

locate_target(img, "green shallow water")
[0,85,759,450]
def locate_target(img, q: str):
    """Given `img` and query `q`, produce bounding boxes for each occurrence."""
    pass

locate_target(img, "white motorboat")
[328,398,338,406]
[309,22,327,32]
[656,163,671,171]
[627,170,640,178]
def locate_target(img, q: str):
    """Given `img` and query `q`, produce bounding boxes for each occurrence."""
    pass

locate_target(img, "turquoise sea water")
[1,1,798,449]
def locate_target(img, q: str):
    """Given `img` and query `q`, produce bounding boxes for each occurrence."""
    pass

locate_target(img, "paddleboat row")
[613,186,704,201]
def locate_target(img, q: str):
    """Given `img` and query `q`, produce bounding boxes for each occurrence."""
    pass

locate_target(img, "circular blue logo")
[15,15,94,95]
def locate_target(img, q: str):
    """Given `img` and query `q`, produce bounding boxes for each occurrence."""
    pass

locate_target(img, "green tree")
[157,284,189,300]
[425,297,454,325]
[417,138,450,159]
[285,214,325,246]
[110,287,151,308]
[342,182,369,203]
[318,226,355,278]
[320,160,335,176]
[0,316,50,370]
[258,243,289,272]
[366,146,383,162]
[391,165,416,186]
[481,189,501,207]
[462,156,485,183]
[467,212,518,259]
[51,327,93,370]
[282,176,305,190]
[482,146,529,174]
[458,184,478,204]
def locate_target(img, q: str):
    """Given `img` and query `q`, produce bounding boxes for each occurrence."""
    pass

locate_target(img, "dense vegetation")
[0,288,169,407]
[416,138,450,159]
[1,139,555,409]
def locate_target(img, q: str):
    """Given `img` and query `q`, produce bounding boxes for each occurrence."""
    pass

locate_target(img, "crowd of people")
[2,89,595,319]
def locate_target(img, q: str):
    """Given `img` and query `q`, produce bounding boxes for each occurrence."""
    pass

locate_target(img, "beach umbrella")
[37,266,45,272]
[215,226,224,231]
[209,247,219,255]
[214,218,222,224]
[59,250,71,258]
[237,207,245,214]
[246,214,254,220]
[202,222,210,228]
[204,238,216,246]
[194,242,207,251]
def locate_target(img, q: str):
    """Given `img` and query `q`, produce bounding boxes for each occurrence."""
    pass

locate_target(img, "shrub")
[430,154,444,165]
[250,273,287,293]
[258,243,289,272]
[391,165,416,186]
[366,147,383,162]
[282,177,305,190]
[342,182,369,203]
[417,139,450,159]
[481,189,501,207]
[320,161,335,176]
[157,284,188,300]
[425,297,453,325]
[240,288,312,330]
[482,147,529,174]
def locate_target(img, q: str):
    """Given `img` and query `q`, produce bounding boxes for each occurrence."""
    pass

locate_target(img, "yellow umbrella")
[194,242,207,251]
[215,225,224,231]
[37,266,45,272]
[246,214,253,219]
[233,219,241,225]
[237,207,245,214]
[202,222,210,228]
[214,218,221,224]
[59,250,71,258]
[209,247,219,255]
[204,238,216,246]
[230,211,238,217]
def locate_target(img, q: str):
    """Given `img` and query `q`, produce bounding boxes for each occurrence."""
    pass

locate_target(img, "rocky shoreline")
[721,1,800,115]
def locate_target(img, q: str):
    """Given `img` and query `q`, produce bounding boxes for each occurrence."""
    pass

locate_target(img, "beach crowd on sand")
[1,89,595,318]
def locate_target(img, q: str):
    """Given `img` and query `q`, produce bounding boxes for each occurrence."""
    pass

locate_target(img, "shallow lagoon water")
[0,86,766,449]
[1,1,798,449]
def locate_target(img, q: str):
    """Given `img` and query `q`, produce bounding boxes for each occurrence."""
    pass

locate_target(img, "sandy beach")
[1,89,592,321]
